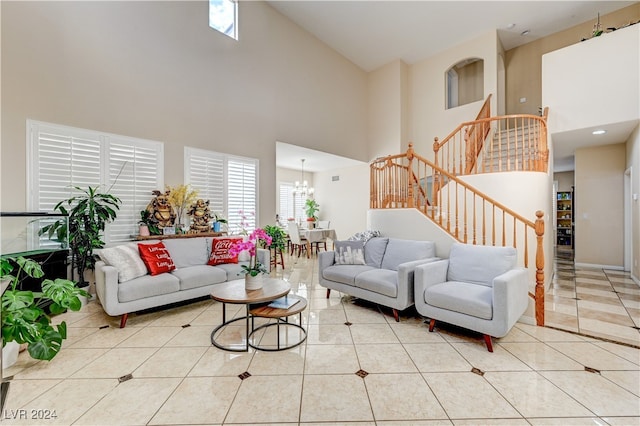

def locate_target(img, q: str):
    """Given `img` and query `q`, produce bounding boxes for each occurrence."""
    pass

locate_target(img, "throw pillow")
[334,240,366,265]
[138,241,176,275]
[98,245,148,283]
[208,237,243,266]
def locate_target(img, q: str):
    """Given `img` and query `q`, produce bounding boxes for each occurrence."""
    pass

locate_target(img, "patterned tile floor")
[546,248,640,348]
[2,251,640,425]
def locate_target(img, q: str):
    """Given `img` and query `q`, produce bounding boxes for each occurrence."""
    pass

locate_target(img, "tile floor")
[3,251,640,425]
[545,249,640,348]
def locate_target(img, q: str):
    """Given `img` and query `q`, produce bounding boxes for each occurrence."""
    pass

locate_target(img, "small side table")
[248,295,307,351]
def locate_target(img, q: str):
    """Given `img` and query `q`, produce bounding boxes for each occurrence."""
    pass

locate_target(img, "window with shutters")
[278,182,294,225]
[185,147,258,234]
[27,120,164,247]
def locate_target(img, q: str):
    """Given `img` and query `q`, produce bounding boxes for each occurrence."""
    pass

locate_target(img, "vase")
[139,224,150,236]
[213,221,221,232]
[245,273,263,290]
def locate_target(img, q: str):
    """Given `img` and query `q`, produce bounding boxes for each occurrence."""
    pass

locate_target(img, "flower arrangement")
[236,209,254,235]
[167,184,199,227]
[228,228,272,277]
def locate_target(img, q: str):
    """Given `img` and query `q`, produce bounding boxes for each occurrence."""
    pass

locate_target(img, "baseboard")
[574,262,624,271]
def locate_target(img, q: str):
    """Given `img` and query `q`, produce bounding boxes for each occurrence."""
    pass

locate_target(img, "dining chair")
[317,220,330,229]
[287,222,309,258]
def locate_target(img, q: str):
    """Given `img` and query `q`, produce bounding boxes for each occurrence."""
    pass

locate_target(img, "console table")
[134,231,225,241]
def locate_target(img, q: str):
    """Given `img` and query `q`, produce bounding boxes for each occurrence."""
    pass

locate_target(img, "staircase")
[369,96,549,326]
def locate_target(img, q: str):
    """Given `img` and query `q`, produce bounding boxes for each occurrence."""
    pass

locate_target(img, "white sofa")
[318,237,438,321]
[95,236,269,327]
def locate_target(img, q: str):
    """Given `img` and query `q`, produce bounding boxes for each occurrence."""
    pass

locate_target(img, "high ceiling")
[269,1,637,172]
[268,1,635,72]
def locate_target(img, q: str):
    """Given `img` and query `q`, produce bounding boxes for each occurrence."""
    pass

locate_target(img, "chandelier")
[293,158,314,197]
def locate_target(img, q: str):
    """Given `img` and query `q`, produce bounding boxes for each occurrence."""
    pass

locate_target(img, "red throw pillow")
[208,237,243,266]
[138,242,176,275]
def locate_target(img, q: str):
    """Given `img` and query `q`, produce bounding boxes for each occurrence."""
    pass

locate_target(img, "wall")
[506,3,640,115]
[313,164,370,240]
[1,1,368,228]
[626,125,640,280]
[575,144,626,268]
[367,60,410,159]
[409,30,499,160]
[554,171,575,192]
[542,24,639,135]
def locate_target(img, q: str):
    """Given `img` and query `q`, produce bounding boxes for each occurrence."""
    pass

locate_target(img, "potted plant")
[40,186,121,287]
[212,211,227,233]
[1,256,89,362]
[305,199,320,229]
[228,228,272,290]
[263,225,287,251]
[166,184,198,233]
[139,210,161,236]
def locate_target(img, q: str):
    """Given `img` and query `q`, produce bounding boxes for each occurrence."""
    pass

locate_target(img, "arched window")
[446,58,484,109]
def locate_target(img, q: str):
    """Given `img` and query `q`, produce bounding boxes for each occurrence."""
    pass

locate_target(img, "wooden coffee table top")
[210,278,291,304]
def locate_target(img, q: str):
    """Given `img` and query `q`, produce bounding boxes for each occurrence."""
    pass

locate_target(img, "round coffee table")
[210,278,291,352]
[248,294,307,351]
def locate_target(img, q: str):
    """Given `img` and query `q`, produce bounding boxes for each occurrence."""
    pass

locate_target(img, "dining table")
[302,228,337,256]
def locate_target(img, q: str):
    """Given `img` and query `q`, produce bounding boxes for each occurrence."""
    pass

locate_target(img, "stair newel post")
[433,138,441,207]
[534,210,545,326]
[406,143,415,208]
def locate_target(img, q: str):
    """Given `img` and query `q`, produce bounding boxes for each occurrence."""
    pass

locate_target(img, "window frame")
[27,119,164,247]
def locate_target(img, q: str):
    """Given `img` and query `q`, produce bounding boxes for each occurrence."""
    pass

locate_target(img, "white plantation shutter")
[185,148,258,234]
[106,137,163,243]
[185,147,225,220]
[227,157,257,233]
[279,182,294,224]
[28,120,163,247]
[294,192,306,223]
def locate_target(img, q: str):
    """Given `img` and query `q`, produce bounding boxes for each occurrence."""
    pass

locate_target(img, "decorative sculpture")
[188,199,212,233]
[145,190,176,229]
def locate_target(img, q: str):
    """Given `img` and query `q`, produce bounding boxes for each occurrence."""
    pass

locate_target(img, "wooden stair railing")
[433,97,549,176]
[370,143,545,326]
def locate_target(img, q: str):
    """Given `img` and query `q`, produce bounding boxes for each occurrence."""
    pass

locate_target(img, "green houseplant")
[1,256,89,361]
[263,225,287,251]
[305,199,320,221]
[139,210,161,235]
[40,186,121,286]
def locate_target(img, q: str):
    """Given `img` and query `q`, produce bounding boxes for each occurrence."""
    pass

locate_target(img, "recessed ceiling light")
[521,30,530,36]
[507,23,516,29]
[592,129,607,135]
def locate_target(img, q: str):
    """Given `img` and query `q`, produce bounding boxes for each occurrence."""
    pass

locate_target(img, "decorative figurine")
[188,199,212,233]
[146,190,176,229]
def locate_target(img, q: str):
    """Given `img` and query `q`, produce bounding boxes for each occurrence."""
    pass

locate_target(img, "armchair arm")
[492,267,529,330]
[414,259,449,303]
[396,257,440,307]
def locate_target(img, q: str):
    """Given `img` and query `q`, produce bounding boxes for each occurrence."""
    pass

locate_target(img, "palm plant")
[40,186,121,286]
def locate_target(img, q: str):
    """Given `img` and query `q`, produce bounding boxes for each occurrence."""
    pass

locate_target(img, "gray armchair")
[414,243,529,352]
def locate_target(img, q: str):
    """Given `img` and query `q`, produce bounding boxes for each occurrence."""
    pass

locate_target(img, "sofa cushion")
[208,237,243,266]
[98,245,148,283]
[447,243,517,287]
[322,264,376,285]
[163,238,209,268]
[425,281,493,320]
[171,265,227,291]
[118,273,181,303]
[138,242,176,275]
[215,262,250,280]
[380,238,435,271]
[334,241,366,265]
[354,269,398,298]
[364,237,389,268]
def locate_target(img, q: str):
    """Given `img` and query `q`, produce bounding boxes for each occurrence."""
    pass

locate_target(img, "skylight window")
[209,0,237,40]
